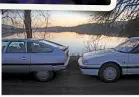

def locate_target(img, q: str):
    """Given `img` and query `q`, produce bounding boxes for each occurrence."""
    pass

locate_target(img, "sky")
[49,11,92,27]
[2,10,93,27]
[31,11,93,27]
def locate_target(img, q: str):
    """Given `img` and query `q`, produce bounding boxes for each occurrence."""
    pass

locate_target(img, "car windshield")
[114,39,139,53]
[39,40,66,48]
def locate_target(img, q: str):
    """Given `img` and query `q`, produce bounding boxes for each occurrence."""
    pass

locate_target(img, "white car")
[78,37,139,82]
[2,38,70,81]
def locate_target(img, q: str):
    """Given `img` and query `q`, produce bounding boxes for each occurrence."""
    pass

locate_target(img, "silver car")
[78,37,139,82]
[2,38,70,81]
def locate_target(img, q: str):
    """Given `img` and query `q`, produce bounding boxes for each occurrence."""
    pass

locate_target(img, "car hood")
[83,49,115,59]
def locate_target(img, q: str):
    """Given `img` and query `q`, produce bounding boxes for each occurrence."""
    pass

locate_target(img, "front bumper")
[53,56,70,71]
[78,57,99,76]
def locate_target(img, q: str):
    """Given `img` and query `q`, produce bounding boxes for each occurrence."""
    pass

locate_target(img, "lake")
[4,32,127,56]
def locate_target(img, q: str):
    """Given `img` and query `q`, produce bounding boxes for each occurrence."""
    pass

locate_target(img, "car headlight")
[82,59,88,65]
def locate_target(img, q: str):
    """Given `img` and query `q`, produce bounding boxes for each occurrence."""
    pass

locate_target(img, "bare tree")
[92,0,139,24]
[2,10,51,39]
[90,0,139,37]
[85,35,106,51]
[24,10,32,38]
[36,10,51,39]
[2,10,25,37]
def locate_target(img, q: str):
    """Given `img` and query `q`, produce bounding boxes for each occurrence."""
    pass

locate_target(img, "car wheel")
[34,70,54,82]
[99,63,121,83]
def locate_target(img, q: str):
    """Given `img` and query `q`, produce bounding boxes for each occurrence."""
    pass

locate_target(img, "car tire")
[34,70,54,82]
[99,63,121,83]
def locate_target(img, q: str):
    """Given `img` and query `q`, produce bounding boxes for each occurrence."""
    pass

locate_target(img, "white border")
[0,0,116,11]
[0,10,2,95]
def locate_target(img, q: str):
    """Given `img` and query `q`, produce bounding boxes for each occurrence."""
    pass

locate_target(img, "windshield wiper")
[113,48,127,53]
[118,50,126,53]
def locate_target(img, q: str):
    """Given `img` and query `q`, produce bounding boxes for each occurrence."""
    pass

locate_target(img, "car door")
[2,40,31,73]
[27,41,54,71]
[128,45,139,74]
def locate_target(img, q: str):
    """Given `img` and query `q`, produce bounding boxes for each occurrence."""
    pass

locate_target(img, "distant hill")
[2,24,24,37]
[2,21,127,37]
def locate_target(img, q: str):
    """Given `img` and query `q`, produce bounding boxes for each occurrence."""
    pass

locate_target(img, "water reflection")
[4,32,127,56]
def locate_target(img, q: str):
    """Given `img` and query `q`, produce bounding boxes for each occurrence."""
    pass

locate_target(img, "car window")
[132,45,139,54]
[6,41,26,53]
[28,42,53,53]
[40,40,66,48]
[115,40,139,53]
[2,41,9,52]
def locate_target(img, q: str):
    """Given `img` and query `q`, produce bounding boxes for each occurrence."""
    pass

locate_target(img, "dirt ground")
[2,57,139,95]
